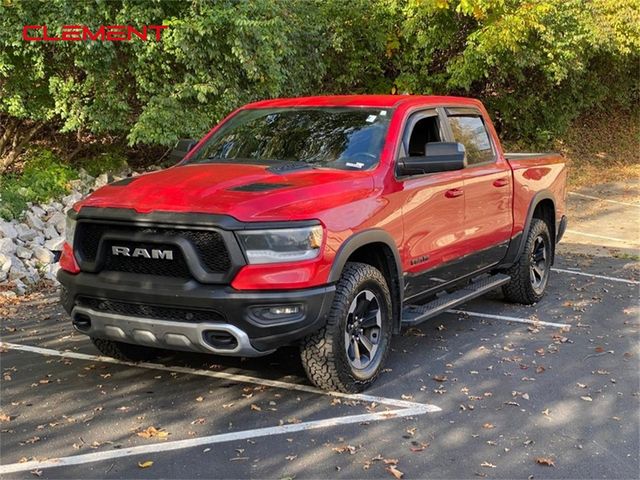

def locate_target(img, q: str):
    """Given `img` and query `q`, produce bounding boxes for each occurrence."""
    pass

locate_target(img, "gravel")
[0,168,137,297]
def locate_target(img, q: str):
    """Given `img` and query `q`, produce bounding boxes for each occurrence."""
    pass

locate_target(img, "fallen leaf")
[580,396,593,402]
[383,458,399,465]
[482,423,495,429]
[138,460,154,468]
[195,396,204,402]
[386,465,404,479]
[0,413,11,422]
[576,383,587,389]
[137,426,169,439]
[285,455,297,461]
[332,444,359,455]
[480,461,496,468]
[30,469,42,477]
[250,404,262,412]
[536,366,546,374]
[433,375,448,382]
[594,346,604,353]
[535,457,555,467]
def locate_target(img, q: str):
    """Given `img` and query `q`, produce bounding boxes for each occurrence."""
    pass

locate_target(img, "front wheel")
[300,262,392,392]
[502,218,553,304]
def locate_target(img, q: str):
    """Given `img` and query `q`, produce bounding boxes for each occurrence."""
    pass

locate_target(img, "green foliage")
[395,0,639,143]
[77,150,128,177]
[0,0,638,148]
[0,149,77,219]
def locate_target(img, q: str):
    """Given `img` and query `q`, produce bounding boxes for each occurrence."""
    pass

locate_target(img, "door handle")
[445,188,464,198]
[493,178,509,187]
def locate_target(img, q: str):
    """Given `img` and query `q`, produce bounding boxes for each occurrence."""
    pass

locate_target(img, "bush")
[0,149,77,220]
[77,150,128,177]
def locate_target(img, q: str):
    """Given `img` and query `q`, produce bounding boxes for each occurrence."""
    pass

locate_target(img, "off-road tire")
[502,218,552,304]
[91,337,163,362]
[300,262,392,393]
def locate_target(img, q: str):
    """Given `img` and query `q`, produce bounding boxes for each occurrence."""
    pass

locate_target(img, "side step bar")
[401,273,511,327]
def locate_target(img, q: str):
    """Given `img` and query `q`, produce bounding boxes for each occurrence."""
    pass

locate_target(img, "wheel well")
[346,242,402,333]
[532,199,556,260]
[533,199,555,240]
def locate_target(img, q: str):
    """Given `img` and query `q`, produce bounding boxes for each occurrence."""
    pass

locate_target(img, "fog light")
[269,306,300,315]
[249,304,303,323]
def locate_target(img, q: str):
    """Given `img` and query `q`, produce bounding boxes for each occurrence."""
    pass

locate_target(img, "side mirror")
[397,142,467,176]
[168,139,197,163]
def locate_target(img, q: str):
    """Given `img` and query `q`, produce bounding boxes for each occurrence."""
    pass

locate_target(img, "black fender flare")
[502,190,556,266]
[328,229,404,333]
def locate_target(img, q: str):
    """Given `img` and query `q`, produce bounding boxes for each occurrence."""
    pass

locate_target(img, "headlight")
[65,214,77,246]
[237,225,323,264]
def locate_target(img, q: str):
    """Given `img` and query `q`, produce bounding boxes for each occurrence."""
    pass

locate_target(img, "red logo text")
[23,25,168,42]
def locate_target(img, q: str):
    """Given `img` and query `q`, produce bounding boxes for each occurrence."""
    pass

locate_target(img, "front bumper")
[58,270,335,356]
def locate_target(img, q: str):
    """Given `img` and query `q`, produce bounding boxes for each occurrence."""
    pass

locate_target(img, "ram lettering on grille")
[111,246,174,260]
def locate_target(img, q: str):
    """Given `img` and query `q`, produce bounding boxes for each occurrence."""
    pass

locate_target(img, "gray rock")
[32,246,54,265]
[13,278,27,295]
[16,245,32,259]
[44,225,58,240]
[62,192,82,208]
[31,235,45,246]
[24,267,40,284]
[44,263,60,282]
[0,253,11,273]
[30,205,46,218]
[8,257,27,280]
[0,270,7,283]
[25,211,45,230]
[0,237,17,255]
[94,173,109,189]
[0,290,17,299]
[45,237,63,251]
[49,211,67,234]
[0,222,18,239]
[16,224,37,241]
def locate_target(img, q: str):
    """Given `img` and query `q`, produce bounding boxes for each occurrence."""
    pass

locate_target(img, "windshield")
[185,107,392,170]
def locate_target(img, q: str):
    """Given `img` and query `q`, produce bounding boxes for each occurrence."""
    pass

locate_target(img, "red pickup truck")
[58,95,567,392]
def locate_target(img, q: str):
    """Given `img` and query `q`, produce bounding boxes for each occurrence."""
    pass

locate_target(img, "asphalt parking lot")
[1,187,639,479]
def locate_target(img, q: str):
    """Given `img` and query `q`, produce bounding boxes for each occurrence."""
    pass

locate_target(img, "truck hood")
[75,163,375,222]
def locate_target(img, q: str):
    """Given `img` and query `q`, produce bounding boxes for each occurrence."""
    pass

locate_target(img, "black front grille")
[77,297,225,323]
[102,240,191,278]
[75,222,232,277]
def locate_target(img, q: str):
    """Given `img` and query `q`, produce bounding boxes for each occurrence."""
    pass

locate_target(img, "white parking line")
[0,342,436,411]
[449,309,571,329]
[552,267,640,285]
[564,229,639,245]
[0,406,427,474]
[568,191,640,208]
[0,341,441,474]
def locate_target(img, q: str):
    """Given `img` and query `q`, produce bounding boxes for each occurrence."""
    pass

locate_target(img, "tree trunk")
[0,117,19,157]
[0,123,42,174]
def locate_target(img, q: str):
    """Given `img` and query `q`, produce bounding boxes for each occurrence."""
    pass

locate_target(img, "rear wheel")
[91,337,164,362]
[502,218,552,304]
[300,262,392,392]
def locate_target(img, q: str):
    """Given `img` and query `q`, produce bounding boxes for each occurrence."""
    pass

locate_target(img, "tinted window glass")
[448,115,493,165]
[186,108,392,170]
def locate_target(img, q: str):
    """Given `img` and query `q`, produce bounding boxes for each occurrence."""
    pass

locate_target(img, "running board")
[401,274,511,327]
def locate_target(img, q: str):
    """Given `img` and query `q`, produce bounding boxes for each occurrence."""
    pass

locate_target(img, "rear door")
[444,107,512,270]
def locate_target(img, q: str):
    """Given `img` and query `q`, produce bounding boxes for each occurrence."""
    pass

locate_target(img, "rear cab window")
[446,108,495,165]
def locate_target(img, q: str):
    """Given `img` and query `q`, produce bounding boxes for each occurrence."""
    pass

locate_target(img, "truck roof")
[244,94,483,109]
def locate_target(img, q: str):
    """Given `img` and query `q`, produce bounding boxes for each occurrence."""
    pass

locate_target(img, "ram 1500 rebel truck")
[58,95,567,392]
